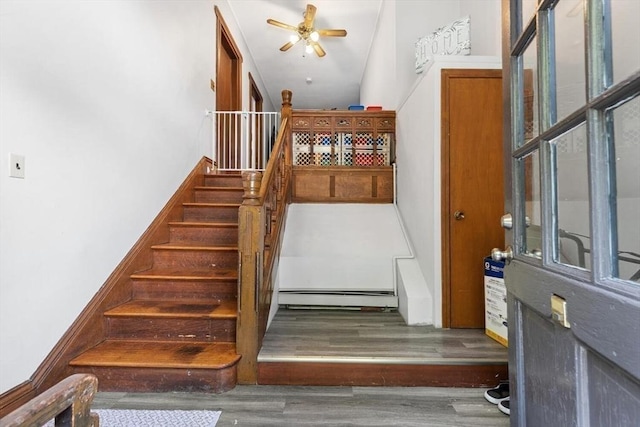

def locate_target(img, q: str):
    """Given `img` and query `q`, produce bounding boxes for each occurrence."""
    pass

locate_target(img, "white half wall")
[279,204,410,293]
[276,203,432,324]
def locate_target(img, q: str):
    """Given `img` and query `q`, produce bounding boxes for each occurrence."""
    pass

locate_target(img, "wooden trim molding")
[440,68,503,328]
[0,381,35,418]
[258,361,508,388]
[440,70,453,328]
[0,157,212,416]
[215,5,243,111]
[214,6,243,63]
[292,166,394,203]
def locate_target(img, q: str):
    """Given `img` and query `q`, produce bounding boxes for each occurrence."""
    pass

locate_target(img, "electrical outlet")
[9,153,25,179]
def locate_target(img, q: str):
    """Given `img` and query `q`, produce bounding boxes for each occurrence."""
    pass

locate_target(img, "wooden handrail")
[0,374,98,427]
[257,117,289,201]
[236,90,292,383]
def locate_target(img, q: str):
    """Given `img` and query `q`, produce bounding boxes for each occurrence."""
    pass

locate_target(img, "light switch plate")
[9,153,25,179]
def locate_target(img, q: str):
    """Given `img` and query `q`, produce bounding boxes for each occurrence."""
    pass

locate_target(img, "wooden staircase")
[69,172,244,393]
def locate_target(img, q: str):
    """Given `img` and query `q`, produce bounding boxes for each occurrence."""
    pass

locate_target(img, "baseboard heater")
[278,289,398,308]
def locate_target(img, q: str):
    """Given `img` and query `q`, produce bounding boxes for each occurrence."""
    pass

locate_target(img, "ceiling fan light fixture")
[267,4,347,57]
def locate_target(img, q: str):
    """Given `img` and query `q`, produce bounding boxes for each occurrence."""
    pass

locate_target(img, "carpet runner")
[45,409,221,426]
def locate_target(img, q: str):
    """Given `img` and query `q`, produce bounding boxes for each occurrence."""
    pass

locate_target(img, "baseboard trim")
[0,381,35,418]
[278,293,398,308]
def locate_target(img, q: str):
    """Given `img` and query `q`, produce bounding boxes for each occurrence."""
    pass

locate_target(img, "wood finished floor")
[258,308,508,364]
[92,385,510,426]
[90,309,510,425]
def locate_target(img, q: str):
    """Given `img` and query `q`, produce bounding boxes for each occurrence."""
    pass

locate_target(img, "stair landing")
[257,308,508,387]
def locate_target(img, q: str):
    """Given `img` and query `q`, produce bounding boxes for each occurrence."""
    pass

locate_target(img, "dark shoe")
[498,397,510,416]
[484,381,509,404]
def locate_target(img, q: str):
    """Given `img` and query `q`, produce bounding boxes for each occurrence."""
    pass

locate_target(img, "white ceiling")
[227,0,383,110]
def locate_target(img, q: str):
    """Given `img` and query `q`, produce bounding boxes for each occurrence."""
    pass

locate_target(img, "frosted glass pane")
[612,96,640,283]
[611,0,640,86]
[554,0,586,122]
[553,123,591,272]
[524,151,542,258]
[523,37,539,143]
[522,0,538,25]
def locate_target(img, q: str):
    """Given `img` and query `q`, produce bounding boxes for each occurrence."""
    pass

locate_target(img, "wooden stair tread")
[183,202,241,207]
[194,186,243,191]
[151,242,238,250]
[70,340,240,369]
[105,299,237,318]
[130,267,237,280]
[168,221,238,228]
[206,172,241,176]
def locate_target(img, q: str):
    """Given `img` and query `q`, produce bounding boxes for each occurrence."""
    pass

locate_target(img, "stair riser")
[70,366,237,393]
[169,226,238,245]
[152,249,238,269]
[195,190,243,203]
[106,317,236,342]
[204,175,242,188]
[132,280,237,301]
[183,206,239,222]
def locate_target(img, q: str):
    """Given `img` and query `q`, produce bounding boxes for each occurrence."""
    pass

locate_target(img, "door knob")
[454,211,465,220]
[500,213,531,229]
[491,246,514,263]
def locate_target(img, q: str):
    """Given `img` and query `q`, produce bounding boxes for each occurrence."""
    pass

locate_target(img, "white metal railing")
[213,111,281,171]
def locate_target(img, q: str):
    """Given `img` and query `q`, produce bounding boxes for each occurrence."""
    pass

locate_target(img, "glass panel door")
[502,0,640,424]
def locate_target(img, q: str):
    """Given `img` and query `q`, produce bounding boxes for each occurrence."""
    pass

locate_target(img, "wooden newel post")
[237,171,265,384]
[281,89,292,115]
[281,90,292,169]
[242,171,262,204]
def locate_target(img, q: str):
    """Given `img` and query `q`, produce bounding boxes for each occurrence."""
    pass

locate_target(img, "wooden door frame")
[440,68,503,328]
[248,72,263,112]
[215,6,242,111]
[248,72,264,168]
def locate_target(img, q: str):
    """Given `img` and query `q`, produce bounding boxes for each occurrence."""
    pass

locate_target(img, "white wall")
[394,0,462,108]
[359,0,396,110]
[361,0,502,108]
[460,0,501,57]
[361,1,502,327]
[397,57,501,327]
[0,0,270,393]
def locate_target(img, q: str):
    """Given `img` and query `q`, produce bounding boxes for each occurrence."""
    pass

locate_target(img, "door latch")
[551,294,570,328]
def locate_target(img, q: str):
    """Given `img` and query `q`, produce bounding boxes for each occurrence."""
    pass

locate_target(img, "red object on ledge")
[366,105,382,110]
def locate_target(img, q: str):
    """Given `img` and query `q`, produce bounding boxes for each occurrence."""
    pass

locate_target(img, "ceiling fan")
[267,3,347,57]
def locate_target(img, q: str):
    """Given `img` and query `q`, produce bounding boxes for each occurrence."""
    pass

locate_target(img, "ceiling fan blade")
[312,41,326,57]
[317,29,347,37]
[267,18,298,32]
[303,4,317,28]
[280,40,299,52]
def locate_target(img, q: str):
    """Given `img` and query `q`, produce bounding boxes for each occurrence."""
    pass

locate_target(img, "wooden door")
[248,72,264,169]
[215,7,242,169]
[501,0,640,424]
[442,69,504,328]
